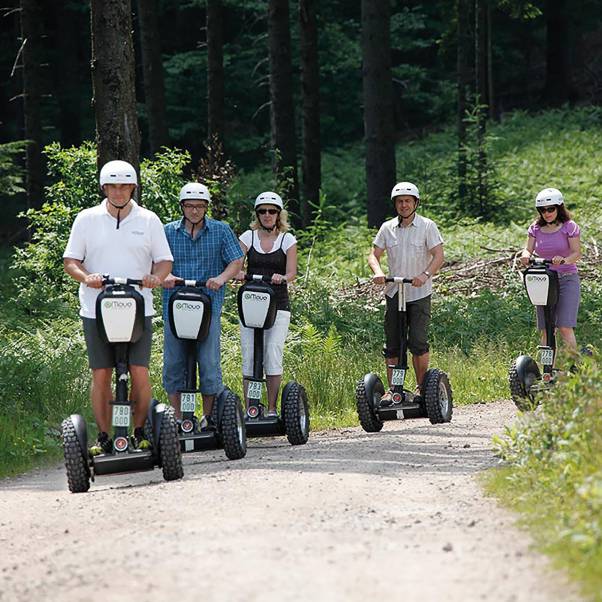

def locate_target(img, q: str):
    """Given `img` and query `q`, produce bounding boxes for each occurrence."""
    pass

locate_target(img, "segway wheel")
[355,375,384,433]
[423,368,453,424]
[159,406,183,481]
[61,418,90,493]
[508,361,537,412]
[282,381,310,445]
[220,388,247,460]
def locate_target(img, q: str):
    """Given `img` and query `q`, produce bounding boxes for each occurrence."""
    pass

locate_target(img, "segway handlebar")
[243,274,273,283]
[527,258,562,266]
[385,277,414,283]
[102,275,144,286]
[173,278,207,287]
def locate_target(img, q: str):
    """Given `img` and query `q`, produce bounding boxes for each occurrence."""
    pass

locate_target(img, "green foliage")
[488,355,602,601]
[316,107,602,227]
[0,316,90,477]
[140,147,191,222]
[0,140,27,197]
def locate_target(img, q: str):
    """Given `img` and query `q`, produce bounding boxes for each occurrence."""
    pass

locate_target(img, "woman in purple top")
[520,187,582,350]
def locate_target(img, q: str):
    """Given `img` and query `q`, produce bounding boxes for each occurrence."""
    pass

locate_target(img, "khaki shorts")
[82,317,153,369]
[383,294,431,357]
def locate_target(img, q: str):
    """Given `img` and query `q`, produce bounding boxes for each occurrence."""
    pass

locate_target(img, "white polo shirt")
[63,199,173,318]
[373,213,443,302]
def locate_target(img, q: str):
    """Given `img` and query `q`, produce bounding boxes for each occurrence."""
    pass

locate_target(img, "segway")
[356,276,453,432]
[61,276,183,493]
[509,258,559,410]
[167,278,246,459]
[237,274,309,445]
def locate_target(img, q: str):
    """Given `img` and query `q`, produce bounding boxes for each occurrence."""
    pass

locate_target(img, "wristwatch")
[423,270,431,278]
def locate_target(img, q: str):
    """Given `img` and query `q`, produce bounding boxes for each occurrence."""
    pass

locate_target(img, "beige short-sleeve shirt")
[373,214,443,302]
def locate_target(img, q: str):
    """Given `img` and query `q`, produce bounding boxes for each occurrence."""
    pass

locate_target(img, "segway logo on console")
[175,301,202,312]
[526,275,548,283]
[243,292,270,303]
[103,300,135,310]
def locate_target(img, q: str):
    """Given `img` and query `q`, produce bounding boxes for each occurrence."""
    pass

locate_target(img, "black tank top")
[247,230,290,311]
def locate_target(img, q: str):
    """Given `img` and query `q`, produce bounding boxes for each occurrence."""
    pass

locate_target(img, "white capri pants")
[240,310,291,377]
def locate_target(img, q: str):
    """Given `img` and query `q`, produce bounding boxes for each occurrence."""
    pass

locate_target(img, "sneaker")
[90,431,112,456]
[379,390,394,408]
[133,427,151,450]
[413,385,423,404]
[199,415,216,432]
[266,409,279,418]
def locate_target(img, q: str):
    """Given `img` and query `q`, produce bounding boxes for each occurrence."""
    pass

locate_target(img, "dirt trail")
[0,401,578,602]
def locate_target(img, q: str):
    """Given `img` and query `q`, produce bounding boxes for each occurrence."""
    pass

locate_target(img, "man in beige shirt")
[368,181,444,401]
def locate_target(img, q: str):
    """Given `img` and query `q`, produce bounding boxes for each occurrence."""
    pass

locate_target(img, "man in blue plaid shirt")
[162,182,243,428]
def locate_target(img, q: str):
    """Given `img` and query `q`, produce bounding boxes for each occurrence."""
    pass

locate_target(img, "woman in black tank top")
[237,191,298,417]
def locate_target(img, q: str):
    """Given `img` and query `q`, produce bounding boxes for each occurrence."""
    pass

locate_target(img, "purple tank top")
[527,220,580,273]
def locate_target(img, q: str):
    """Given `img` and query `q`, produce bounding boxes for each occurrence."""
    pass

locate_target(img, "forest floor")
[0,400,579,602]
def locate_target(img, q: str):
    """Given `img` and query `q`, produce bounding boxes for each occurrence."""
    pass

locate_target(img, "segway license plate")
[248,381,262,400]
[112,404,131,428]
[181,392,199,414]
[539,348,554,366]
[391,369,406,387]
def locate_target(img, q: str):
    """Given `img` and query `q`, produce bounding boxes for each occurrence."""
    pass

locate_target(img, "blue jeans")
[162,308,223,395]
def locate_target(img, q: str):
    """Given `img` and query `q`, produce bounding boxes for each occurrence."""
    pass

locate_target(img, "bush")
[490,355,602,600]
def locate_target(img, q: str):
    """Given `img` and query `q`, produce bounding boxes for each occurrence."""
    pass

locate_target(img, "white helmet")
[535,187,564,208]
[99,160,137,187]
[391,181,420,200]
[254,191,283,210]
[179,182,211,203]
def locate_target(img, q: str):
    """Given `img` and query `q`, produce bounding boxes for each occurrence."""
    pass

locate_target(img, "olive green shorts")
[82,317,152,369]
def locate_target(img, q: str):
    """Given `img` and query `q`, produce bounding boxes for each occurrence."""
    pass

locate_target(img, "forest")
[2,0,602,233]
[1,1,602,598]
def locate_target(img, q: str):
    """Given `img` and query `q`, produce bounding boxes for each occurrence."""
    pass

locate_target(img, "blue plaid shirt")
[162,217,243,318]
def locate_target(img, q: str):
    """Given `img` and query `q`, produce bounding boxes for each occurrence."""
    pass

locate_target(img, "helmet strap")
[107,198,131,230]
[182,213,204,239]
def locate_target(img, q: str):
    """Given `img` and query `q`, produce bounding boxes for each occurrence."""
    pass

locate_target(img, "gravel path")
[0,400,578,602]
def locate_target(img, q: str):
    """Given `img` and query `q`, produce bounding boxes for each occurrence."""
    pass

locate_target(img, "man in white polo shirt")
[368,181,444,402]
[63,160,173,455]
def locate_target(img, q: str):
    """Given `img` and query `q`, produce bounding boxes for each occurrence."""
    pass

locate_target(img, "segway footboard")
[245,416,285,438]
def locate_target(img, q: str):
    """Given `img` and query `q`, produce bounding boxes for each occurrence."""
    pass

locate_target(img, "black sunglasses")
[256,208,279,215]
[537,206,558,214]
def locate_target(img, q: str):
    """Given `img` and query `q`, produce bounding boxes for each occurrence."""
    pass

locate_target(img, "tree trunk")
[543,0,570,105]
[475,0,488,216]
[90,0,141,173]
[361,0,396,228]
[137,0,169,154]
[20,0,44,209]
[299,0,320,227]
[457,0,471,202]
[207,0,225,144]
[268,0,300,222]
[55,3,83,148]
[487,1,495,120]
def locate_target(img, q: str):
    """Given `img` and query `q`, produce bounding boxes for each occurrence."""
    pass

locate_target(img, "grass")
[484,353,602,601]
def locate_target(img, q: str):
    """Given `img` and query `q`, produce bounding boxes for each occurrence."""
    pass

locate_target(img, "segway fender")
[69,414,88,458]
[213,387,227,426]
[363,373,385,411]
[515,355,540,387]
[152,402,168,448]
